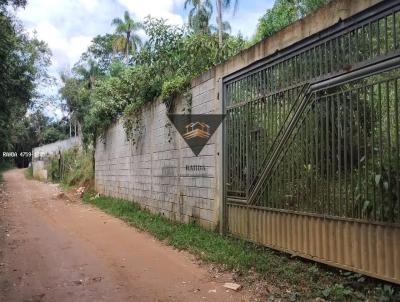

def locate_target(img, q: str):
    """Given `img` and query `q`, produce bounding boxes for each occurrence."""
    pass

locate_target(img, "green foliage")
[321,284,353,300]
[81,34,122,72]
[123,100,145,144]
[0,160,14,182]
[111,10,142,57]
[9,111,69,167]
[184,0,213,34]
[25,165,33,180]
[47,147,93,186]
[161,75,191,110]
[87,64,161,141]
[61,16,245,146]
[253,0,329,43]
[83,190,400,301]
[253,0,298,43]
[0,5,51,159]
[0,0,26,7]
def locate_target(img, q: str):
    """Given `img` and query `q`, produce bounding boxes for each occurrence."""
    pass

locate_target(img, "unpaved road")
[0,169,251,302]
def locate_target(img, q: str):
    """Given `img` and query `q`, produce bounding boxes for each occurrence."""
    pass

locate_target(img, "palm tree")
[216,0,238,47]
[184,0,213,34]
[111,11,142,57]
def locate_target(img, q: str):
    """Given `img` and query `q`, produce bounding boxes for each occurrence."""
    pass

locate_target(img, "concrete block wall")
[32,136,82,160]
[95,70,219,229]
[32,136,82,180]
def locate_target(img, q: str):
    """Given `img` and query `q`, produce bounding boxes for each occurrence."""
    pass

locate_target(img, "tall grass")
[46,147,93,187]
[0,160,14,182]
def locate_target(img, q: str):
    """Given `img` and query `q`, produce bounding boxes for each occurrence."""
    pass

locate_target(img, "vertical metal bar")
[300,52,304,83]
[385,15,389,54]
[326,95,331,214]
[370,84,376,221]
[338,92,342,216]
[241,103,245,195]
[318,45,322,77]
[363,24,368,60]
[348,31,352,66]
[357,87,362,219]
[376,19,381,56]
[386,80,392,221]
[319,94,324,212]
[332,37,340,73]
[394,11,398,49]
[234,107,238,193]
[369,22,373,58]
[314,95,319,211]
[343,90,348,216]
[363,85,369,220]
[221,80,227,234]
[350,89,355,218]
[378,82,384,221]
[395,78,400,221]
[332,93,336,216]
[355,26,360,62]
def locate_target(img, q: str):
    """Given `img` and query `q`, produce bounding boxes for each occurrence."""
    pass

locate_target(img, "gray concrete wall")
[32,136,82,180]
[95,71,219,229]
[94,0,382,228]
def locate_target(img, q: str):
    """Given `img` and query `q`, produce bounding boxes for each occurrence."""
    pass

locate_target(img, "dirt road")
[0,169,251,302]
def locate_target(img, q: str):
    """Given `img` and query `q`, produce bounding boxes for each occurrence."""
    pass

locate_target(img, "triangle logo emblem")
[168,114,225,156]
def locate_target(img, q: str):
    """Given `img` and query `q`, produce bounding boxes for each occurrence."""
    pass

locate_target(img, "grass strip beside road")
[0,161,14,182]
[82,191,399,301]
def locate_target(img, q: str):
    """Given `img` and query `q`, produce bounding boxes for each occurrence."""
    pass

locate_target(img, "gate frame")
[220,0,400,284]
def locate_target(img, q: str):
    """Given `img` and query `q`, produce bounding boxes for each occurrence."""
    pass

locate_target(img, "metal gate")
[222,0,400,284]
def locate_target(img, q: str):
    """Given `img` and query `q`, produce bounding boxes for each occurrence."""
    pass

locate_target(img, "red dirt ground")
[0,169,252,302]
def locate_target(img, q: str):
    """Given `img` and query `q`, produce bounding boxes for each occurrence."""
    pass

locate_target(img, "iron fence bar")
[223,0,400,85]
[246,55,400,208]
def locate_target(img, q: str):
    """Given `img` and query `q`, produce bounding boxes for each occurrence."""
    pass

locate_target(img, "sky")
[16,0,274,119]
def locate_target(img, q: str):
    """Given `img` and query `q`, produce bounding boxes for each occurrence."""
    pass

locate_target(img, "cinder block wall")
[95,71,220,229]
[95,0,382,229]
[32,136,82,180]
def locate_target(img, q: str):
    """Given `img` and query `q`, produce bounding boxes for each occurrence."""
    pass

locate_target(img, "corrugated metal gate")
[222,0,400,284]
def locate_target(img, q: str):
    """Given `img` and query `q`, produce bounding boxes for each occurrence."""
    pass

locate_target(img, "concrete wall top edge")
[32,136,82,160]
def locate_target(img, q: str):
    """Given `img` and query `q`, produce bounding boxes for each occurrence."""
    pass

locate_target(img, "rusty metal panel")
[227,204,400,284]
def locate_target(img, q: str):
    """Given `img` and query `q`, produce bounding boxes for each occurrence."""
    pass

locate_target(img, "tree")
[59,16,246,147]
[0,0,26,8]
[0,7,51,156]
[215,0,238,47]
[295,0,330,16]
[10,111,68,167]
[73,59,101,90]
[184,0,213,34]
[253,0,298,42]
[111,11,142,57]
[253,0,329,43]
[81,34,122,72]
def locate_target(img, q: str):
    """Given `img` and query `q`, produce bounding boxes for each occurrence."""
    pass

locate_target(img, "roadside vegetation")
[82,191,400,301]
[45,147,93,188]
[0,161,14,182]
[0,0,69,168]
[24,165,33,180]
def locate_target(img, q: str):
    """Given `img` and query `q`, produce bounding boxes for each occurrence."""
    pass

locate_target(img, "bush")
[47,147,93,187]
[0,160,14,182]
